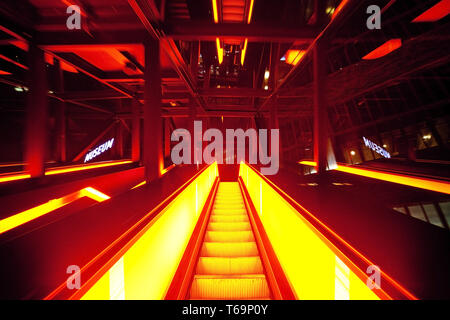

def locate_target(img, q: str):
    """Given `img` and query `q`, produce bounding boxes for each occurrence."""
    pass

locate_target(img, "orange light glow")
[299,161,450,195]
[285,50,306,65]
[9,40,28,52]
[362,39,402,60]
[0,70,11,75]
[247,0,255,24]
[212,0,219,23]
[44,53,54,66]
[216,38,224,64]
[45,160,132,176]
[412,0,450,22]
[0,172,31,183]
[60,61,79,73]
[0,187,110,234]
[241,38,248,65]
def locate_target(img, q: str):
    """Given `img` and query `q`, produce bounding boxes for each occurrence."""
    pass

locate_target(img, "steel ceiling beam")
[198,88,271,98]
[258,0,361,112]
[127,0,207,114]
[166,22,319,43]
[43,50,134,99]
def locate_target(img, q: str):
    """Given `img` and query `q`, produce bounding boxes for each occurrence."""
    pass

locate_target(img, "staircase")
[189,182,271,299]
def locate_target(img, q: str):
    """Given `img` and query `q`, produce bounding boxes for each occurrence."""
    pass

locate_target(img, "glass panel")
[423,204,444,228]
[393,207,407,215]
[408,205,427,222]
[438,201,450,227]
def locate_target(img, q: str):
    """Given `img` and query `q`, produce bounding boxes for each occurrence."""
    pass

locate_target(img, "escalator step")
[196,256,264,275]
[214,200,243,205]
[214,204,245,210]
[210,214,249,223]
[212,208,247,215]
[207,222,251,231]
[190,274,270,299]
[204,231,255,242]
[200,242,259,257]
[187,181,271,300]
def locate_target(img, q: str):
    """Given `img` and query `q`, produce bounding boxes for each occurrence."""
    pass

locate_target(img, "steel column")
[313,40,329,174]
[143,39,163,181]
[25,44,48,177]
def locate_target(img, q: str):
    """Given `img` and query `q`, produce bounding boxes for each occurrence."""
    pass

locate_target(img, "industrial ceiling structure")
[0,0,448,167]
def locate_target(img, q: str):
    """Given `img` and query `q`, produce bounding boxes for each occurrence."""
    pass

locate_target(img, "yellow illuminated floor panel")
[189,182,271,300]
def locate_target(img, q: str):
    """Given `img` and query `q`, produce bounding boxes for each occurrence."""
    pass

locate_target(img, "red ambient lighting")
[362,39,402,60]
[412,0,450,22]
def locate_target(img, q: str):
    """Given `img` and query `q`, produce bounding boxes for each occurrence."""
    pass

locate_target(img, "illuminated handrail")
[299,161,450,194]
[165,177,219,299]
[0,160,133,184]
[0,187,110,234]
[238,177,296,300]
[239,162,417,300]
[45,163,218,300]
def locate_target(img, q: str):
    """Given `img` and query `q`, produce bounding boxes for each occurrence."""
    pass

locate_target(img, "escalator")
[48,163,410,300]
[189,182,271,299]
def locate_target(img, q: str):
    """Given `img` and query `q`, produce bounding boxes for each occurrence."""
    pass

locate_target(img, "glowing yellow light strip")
[45,160,132,176]
[0,173,31,183]
[0,187,110,234]
[299,161,450,195]
[211,0,224,64]
[216,38,224,64]
[81,187,111,202]
[131,181,146,190]
[212,0,219,23]
[0,162,24,168]
[161,164,176,175]
[247,0,255,24]
[299,160,317,167]
[0,160,133,184]
[241,0,254,66]
[241,38,248,66]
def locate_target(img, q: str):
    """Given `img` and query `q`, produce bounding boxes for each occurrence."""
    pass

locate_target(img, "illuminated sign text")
[84,138,114,163]
[363,137,390,158]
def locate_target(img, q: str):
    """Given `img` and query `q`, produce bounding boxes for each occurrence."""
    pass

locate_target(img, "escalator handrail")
[242,163,418,300]
[45,164,213,300]
[165,177,220,299]
[238,177,297,300]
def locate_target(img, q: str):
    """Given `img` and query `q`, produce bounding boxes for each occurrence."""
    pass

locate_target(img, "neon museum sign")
[362,136,390,159]
[84,138,115,163]
[171,121,279,175]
